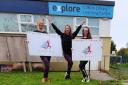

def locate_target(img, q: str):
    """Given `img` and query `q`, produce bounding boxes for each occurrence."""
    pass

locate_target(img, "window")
[75,17,87,35]
[17,14,47,32]
[75,17,99,36]
[18,14,35,32]
[88,18,99,36]
[0,13,99,35]
[0,13,19,32]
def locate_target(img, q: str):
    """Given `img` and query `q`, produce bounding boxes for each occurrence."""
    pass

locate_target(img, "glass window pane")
[88,18,99,26]
[49,25,55,33]
[20,15,32,22]
[49,16,73,33]
[76,17,86,36]
[89,27,99,35]
[20,15,47,32]
[76,17,86,25]
[21,24,37,32]
[33,15,46,24]
[75,26,83,36]
[0,13,19,32]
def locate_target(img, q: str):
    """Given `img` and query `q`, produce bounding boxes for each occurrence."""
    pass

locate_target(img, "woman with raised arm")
[49,17,84,79]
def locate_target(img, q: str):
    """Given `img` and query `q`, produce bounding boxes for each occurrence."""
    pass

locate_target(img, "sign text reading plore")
[49,2,114,18]
[52,4,80,13]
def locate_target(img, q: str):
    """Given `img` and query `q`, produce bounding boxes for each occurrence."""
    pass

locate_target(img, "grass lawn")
[109,63,128,80]
[0,71,121,85]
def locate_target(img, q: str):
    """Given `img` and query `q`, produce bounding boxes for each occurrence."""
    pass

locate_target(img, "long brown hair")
[82,26,92,39]
[64,25,72,35]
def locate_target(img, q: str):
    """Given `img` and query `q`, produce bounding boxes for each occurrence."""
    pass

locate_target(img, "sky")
[106,0,128,50]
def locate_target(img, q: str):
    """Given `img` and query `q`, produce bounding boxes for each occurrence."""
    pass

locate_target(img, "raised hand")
[82,21,86,25]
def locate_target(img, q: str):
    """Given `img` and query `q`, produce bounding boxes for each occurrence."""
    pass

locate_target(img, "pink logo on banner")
[41,40,51,49]
[82,44,92,55]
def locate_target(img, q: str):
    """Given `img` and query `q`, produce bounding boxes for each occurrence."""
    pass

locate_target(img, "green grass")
[109,63,128,80]
[119,63,128,68]
[0,71,121,85]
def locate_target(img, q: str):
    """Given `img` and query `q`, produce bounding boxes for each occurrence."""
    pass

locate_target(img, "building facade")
[0,0,115,71]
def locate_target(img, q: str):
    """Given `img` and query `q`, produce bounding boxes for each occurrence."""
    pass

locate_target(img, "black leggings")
[64,53,73,75]
[40,56,51,78]
[79,61,88,78]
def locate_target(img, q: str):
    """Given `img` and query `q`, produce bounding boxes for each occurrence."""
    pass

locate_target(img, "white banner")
[27,32,63,57]
[72,39,102,61]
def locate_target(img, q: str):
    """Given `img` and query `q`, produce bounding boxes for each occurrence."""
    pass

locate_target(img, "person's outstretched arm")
[51,23,63,35]
[72,25,82,39]
[72,21,85,38]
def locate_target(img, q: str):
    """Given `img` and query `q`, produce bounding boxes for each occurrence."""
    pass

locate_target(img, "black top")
[34,30,47,34]
[34,30,51,57]
[51,23,82,55]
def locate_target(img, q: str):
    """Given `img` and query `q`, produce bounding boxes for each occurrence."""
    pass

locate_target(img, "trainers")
[64,72,71,79]
[86,78,90,83]
[81,77,90,83]
[81,78,86,82]
[41,78,48,83]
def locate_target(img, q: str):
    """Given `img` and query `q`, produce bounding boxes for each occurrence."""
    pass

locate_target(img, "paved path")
[90,71,115,81]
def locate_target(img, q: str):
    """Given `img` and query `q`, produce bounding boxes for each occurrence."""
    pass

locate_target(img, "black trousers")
[40,56,51,78]
[64,53,73,75]
[79,61,88,78]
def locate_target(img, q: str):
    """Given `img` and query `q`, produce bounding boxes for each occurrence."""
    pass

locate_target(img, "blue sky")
[106,0,128,50]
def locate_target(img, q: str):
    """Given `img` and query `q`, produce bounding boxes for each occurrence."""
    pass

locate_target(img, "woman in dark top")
[51,23,84,79]
[34,19,51,83]
[79,26,92,82]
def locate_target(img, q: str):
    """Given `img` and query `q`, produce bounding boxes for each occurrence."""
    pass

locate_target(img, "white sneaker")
[81,77,90,83]
[86,78,90,83]
[81,78,86,82]
[64,72,71,79]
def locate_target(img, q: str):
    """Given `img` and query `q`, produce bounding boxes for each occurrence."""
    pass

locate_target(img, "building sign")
[72,39,102,61]
[27,32,63,57]
[0,1,48,14]
[0,1,114,18]
[49,2,114,18]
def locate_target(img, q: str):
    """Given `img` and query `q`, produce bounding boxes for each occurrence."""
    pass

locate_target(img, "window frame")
[17,14,99,37]
[87,18,100,38]
[74,17,99,37]
[17,14,48,32]
[74,17,87,36]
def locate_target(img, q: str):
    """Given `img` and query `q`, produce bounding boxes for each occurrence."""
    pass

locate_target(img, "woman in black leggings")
[51,23,84,79]
[79,26,92,82]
